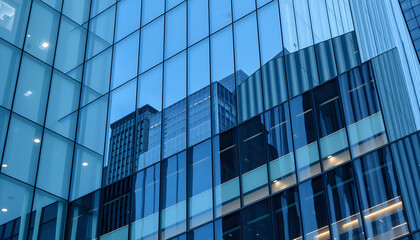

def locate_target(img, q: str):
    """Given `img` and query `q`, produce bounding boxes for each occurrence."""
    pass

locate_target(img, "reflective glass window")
[137,65,162,170]
[139,16,164,74]
[142,0,164,26]
[0,39,20,109]
[0,174,33,240]
[354,148,409,239]
[188,223,213,240]
[111,30,139,90]
[188,140,213,228]
[76,95,108,154]
[165,3,186,59]
[66,191,100,240]
[326,164,364,239]
[257,0,273,7]
[2,114,42,185]
[28,190,67,240]
[86,6,115,59]
[210,26,237,134]
[338,63,387,157]
[290,93,321,181]
[163,51,186,158]
[13,54,51,125]
[308,0,331,44]
[70,145,103,201]
[293,0,313,49]
[188,39,211,146]
[103,80,136,185]
[213,129,240,217]
[280,0,298,53]
[188,0,208,46]
[238,116,269,205]
[315,40,337,83]
[45,70,80,140]
[243,199,273,240]
[166,0,183,11]
[131,164,160,240]
[82,47,112,107]
[272,187,303,240]
[0,107,9,159]
[264,103,296,193]
[115,0,140,42]
[54,16,87,74]
[37,130,73,199]
[0,0,30,48]
[62,0,90,24]
[160,152,187,240]
[333,32,361,74]
[90,0,115,17]
[24,0,59,65]
[209,0,231,33]
[232,0,255,21]
[313,80,350,170]
[214,212,242,240]
[299,177,330,240]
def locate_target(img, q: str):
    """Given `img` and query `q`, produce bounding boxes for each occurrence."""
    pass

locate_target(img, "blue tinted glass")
[308,0,331,43]
[41,0,62,11]
[209,0,232,33]
[111,31,139,89]
[165,3,187,59]
[24,0,60,65]
[115,0,140,42]
[142,0,164,26]
[0,107,9,159]
[91,0,115,17]
[62,0,90,24]
[166,0,184,11]
[188,39,210,93]
[189,223,213,240]
[280,0,298,53]
[164,52,186,108]
[13,54,51,125]
[257,0,272,7]
[0,39,20,109]
[86,6,115,59]
[243,200,273,240]
[2,114,42,185]
[0,0,30,48]
[232,0,255,21]
[188,0,208,46]
[294,0,313,49]
[139,16,164,74]
[258,1,283,65]
[214,211,242,239]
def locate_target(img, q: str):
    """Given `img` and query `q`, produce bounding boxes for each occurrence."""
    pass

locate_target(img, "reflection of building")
[104,105,157,186]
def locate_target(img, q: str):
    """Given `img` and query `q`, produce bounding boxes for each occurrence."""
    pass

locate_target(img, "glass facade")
[0,0,420,239]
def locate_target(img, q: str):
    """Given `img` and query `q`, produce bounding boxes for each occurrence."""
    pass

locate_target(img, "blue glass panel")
[308,0,331,43]
[139,16,164,74]
[0,0,31,48]
[188,0,208,46]
[0,39,20,109]
[142,0,164,26]
[209,0,231,33]
[86,6,115,59]
[91,0,115,17]
[165,3,187,59]
[0,107,9,159]
[243,200,273,240]
[214,212,242,239]
[188,223,213,240]
[280,0,298,53]
[114,0,140,42]
[232,0,255,21]
[166,0,184,11]
[62,0,90,24]
[111,31,139,89]
[41,0,62,11]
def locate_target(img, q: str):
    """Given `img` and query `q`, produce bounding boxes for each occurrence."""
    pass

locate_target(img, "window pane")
[163,51,186,158]
[13,54,51,125]
[90,0,115,18]
[243,199,273,240]
[82,48,112,107]
[294,0,313,49]
[213,130,240,217]
[214,212,242,240]
[142,0,164,26]
[77,95,108,154]
[238,116,269,205]
[137,65,162,170]
[188,39,210,146]
[209,0,231,34]
[333,32,361,74]
[62,0,90,24]
[103,80,136,186]
[258,1,282,65]
[160,152,187,240]
[299,177,330,240]
[188,140,213,228]
[115,0,140,42]
[188,0,208,46]
[315,40,337,83]
[326,164,364,239]
[70,145,103,200]
[86,6,115,59]
[37,130,73,199]
[66,191,100,239]
[24,0,59,65]
[2,114,42,185]
[280,0,298,53]
[45,70,80,140]
[338,62,387,157]
[55,16,87,74]
[188,223,213,240]
[131,164,160,240]
[232,0,255,21]
[0,39,20,109]
[272,187,303,240]
[290,93,321,181]
[308,0,331,44]
[0,107,9,159]
[210,26,237,134]
[265,103,296,193]
[165,3,186,59]
[354,148,409,239]
[313,80,350,170]
[28,190,67,240]
[111,30,139,90]
[0,0,30,48]
[166,0,183,11]
[139,16,164,74]
[0,174,33,240]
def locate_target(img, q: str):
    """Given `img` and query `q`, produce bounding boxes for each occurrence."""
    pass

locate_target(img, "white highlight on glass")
[1,164,7,168]
[33,138,41,143]
[82,162,88,166]
[24,90,32,96]
[1,208,7,212]
[41,42,49,48]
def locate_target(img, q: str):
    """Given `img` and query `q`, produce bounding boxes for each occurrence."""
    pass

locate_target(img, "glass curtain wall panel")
[187,0,208,46]
[0,39,20,109]
[188,223,213,240]
[114,0,140,43]
[142,0,164,26]
[86,5,115,59]
[0,0,31,48]
[165,3,186,59]
[0,107,9,161]
[242,200,273,240]
[209,0,232,34]
[213,129,241,217]
[139,16,164,74]
[214,211,242,240]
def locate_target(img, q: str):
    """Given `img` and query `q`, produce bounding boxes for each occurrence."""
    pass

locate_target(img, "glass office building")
[1,0,420,239]
[400,0,420,59]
